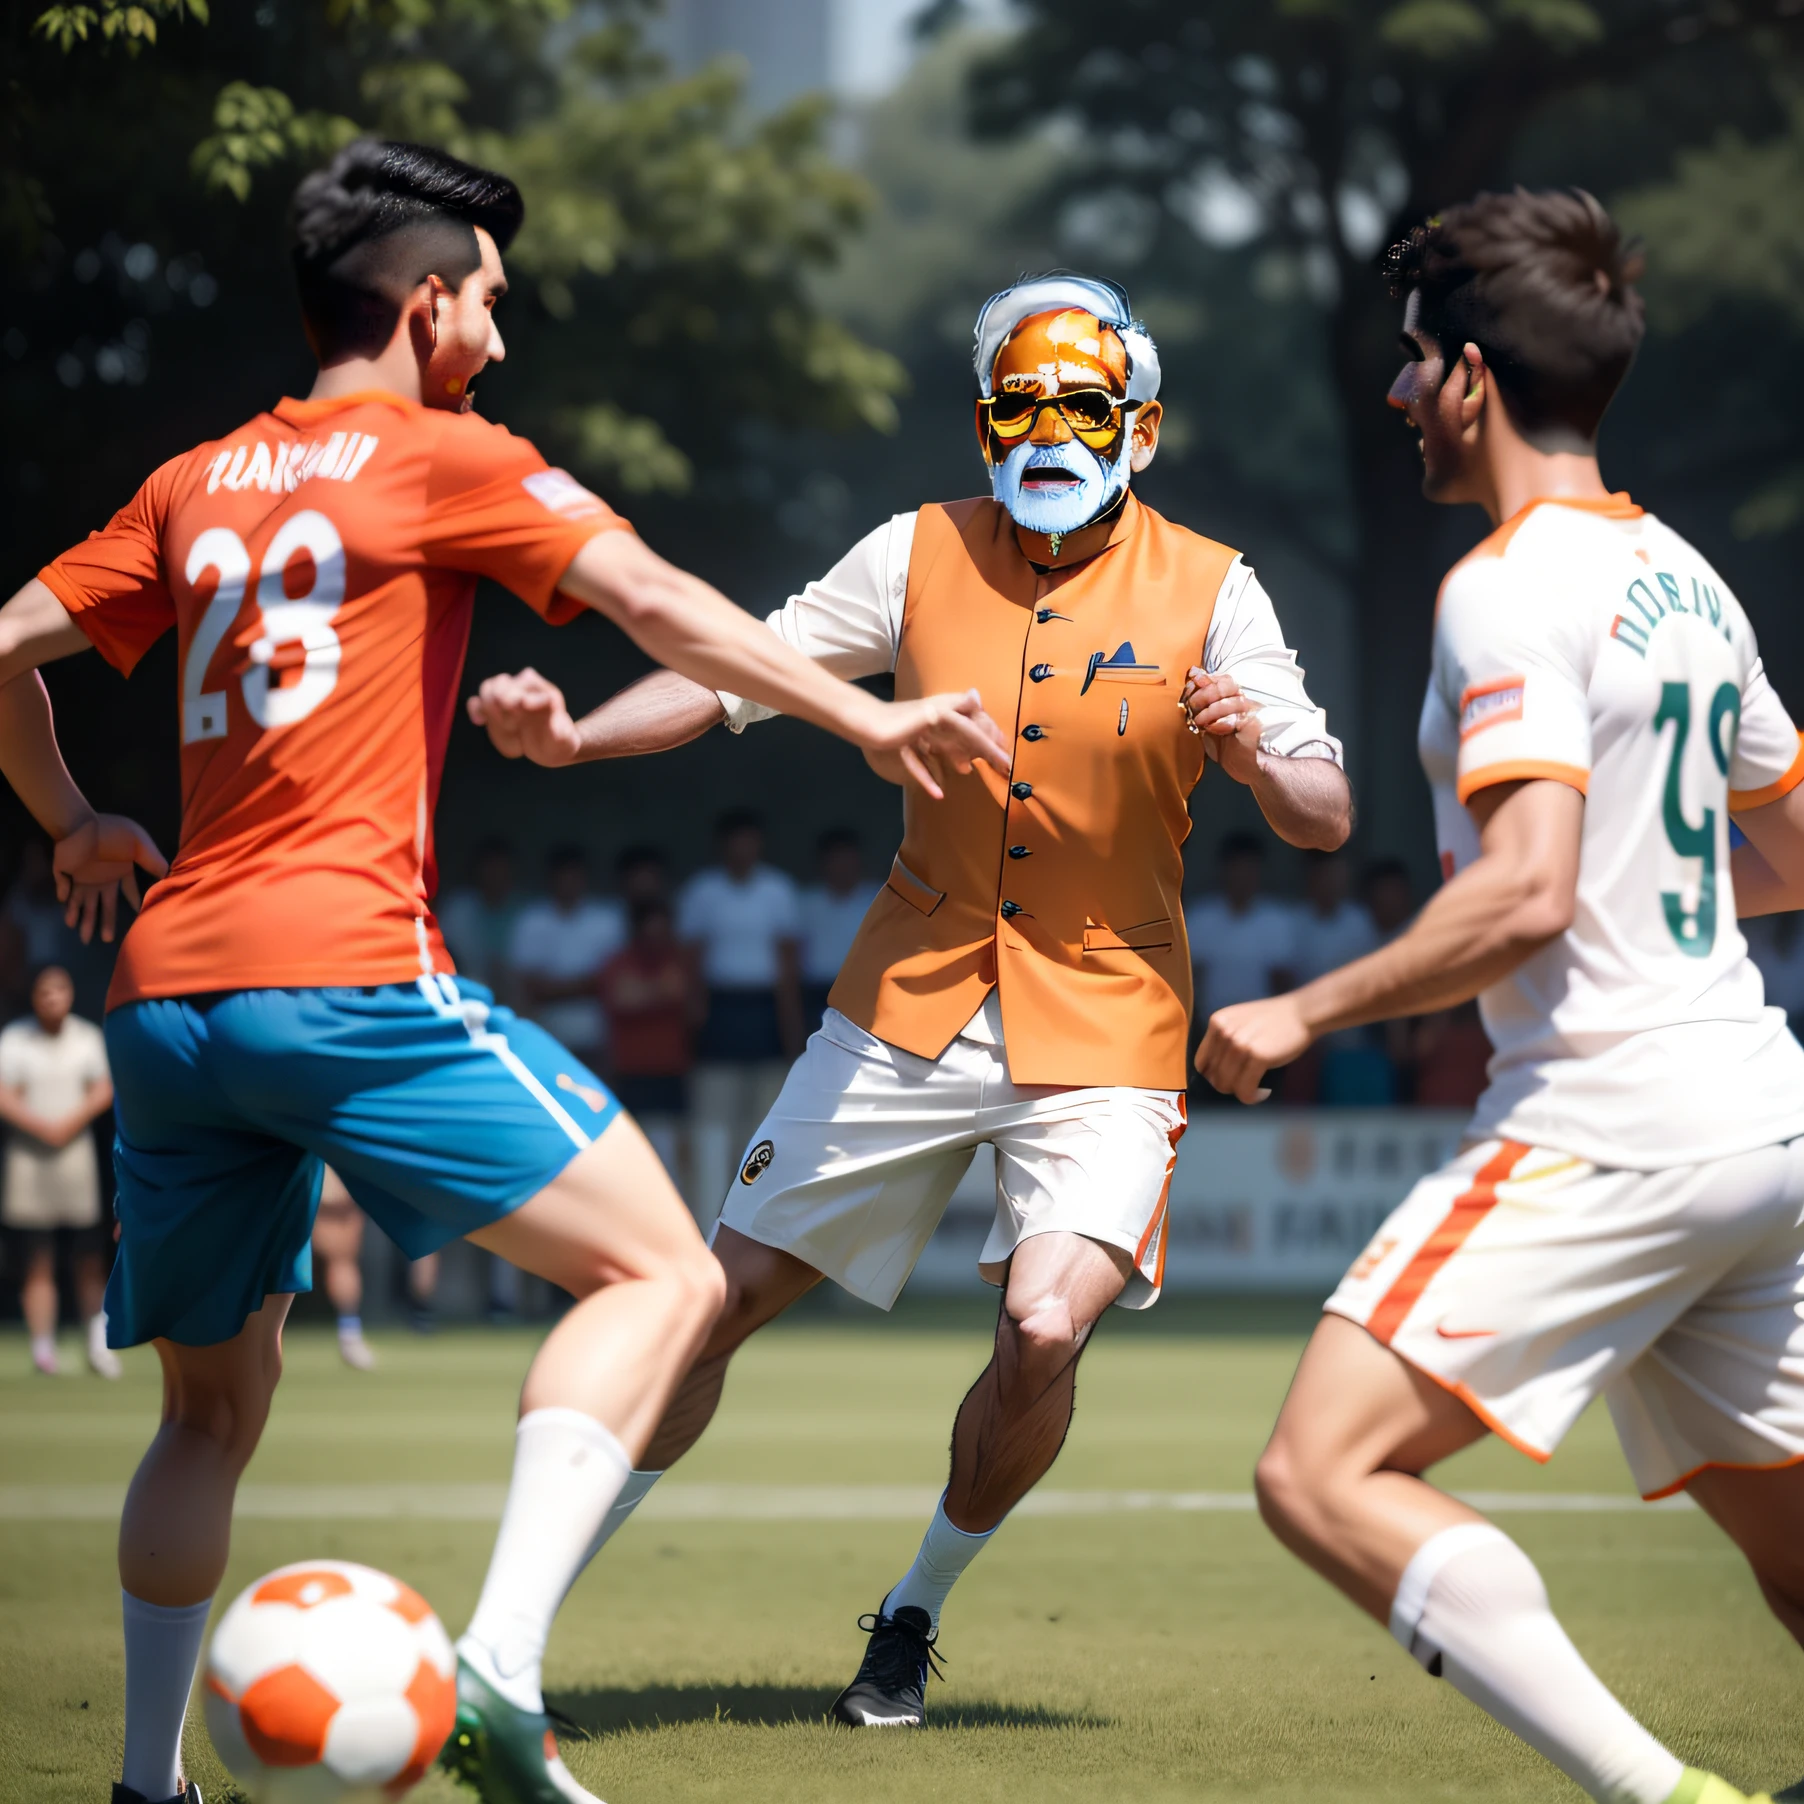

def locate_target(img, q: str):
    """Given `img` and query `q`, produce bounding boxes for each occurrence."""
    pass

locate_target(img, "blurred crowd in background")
[11,810,1804,1350]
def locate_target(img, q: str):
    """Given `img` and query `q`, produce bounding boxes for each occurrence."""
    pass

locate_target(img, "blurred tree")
[0,0,903,870]
[972,0,1804,857]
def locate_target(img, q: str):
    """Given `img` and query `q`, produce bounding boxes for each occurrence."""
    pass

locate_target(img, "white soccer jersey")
[1420,494,1804,1170]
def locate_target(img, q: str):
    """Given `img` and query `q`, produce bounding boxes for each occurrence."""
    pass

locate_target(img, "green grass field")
[2,1300,1797,1803]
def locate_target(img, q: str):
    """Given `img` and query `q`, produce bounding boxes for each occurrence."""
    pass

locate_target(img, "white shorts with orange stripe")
[712,1008,1185,1311]
[1325,1136,1804,1499]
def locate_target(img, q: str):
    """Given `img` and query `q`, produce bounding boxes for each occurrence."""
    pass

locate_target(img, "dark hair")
[1219,831,1264,862]
[616,842,667,877]
[817,826,861,855]
[716,808,763,840]
[289,139,524,360]
[1363,856,1411,888]
[630,897,672,932]
[546,842,588,874]
[1385,188,1645,441]
[472,835,513,864]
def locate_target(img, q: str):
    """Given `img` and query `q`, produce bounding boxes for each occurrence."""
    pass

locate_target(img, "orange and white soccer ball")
[204,1560,457,1802]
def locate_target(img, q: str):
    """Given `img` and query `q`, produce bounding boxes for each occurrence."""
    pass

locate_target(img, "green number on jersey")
[1654,678,1739,957]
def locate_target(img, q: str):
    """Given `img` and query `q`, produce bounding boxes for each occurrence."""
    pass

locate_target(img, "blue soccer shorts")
[103,974,621,1348]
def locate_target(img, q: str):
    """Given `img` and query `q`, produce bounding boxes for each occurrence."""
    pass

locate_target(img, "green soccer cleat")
[1665,1771,1776,1804]
[441,1655,602,1804]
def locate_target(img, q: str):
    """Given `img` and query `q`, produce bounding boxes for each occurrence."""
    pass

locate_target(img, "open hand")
[467,668,582,767]
[1194,993,1313,1104]
[1182,669,1263,785]
[866,690,1010,801]
[54,813,169,945]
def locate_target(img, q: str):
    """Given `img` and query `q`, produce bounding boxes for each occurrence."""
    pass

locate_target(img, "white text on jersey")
[204,434,380,497]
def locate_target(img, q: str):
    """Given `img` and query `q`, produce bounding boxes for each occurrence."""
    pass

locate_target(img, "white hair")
[971,273,1161,405]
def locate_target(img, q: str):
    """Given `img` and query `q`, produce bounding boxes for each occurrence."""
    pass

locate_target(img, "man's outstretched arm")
[469,668,725,767]
[551,531,1004,797]
[0,579,169,940]
[1197,777,1581,1102]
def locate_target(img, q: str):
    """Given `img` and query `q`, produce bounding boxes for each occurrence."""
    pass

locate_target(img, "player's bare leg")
[116,1293,291,1802]
[639,1226,823,1466]
[1256,1315,1700,1804]
[447,1112,725,1803]
[833,1230,1129,1727]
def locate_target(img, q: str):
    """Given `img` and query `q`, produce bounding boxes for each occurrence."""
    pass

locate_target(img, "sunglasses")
[979,388,1138,447]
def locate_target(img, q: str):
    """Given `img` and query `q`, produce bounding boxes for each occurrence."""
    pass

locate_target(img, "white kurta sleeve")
[718,512,916,732]
[1202,558,1343,764]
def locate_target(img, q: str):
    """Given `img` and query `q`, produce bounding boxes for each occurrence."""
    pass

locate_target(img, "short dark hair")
[716,808,763,840]
[630,897,672,932]
[818,826,861,855]
[1386,187,1645,441]
[1363,856,1411,888]
[289,139,524,361]
[616,843,667,877]
[1220,831,1264,863]
[546,842,588,874]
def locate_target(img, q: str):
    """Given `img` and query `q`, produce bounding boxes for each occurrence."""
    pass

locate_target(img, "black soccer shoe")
[112,1785,201,1804]
[829,1604,945,1728]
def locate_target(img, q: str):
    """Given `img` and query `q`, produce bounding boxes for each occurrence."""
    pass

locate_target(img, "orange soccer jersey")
[39,390,627,1008]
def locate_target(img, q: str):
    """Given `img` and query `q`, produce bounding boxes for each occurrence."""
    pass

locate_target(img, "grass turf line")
[1,1307,1797,1802]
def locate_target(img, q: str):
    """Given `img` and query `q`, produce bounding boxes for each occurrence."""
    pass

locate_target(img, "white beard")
[990,437,1132,537]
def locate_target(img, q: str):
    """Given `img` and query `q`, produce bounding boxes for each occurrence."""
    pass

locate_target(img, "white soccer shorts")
[1326,1135,1804,1498]
[712,1009,1186,1310]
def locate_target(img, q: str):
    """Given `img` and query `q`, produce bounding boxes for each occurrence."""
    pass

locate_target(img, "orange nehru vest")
[829,494,1238,1089]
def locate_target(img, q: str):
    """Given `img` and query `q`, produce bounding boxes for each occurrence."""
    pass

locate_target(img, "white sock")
[580,1467,663,1566]
[121,1591,211,1800]
[883,1493,998,1632]
[1391,1524,1685,1804]
[458,1407,632,1712]
[31,1332,55,1364]
[88,1312,108,1352]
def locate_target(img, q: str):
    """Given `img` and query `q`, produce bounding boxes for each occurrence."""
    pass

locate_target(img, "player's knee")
[1254,1434,1322,1544]
[682,1247,729,1330]
[1007,1293,1082,1370]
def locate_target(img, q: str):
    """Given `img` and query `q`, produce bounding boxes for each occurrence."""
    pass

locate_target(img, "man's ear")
[1129,399,1162,473]
[1459,345,1486,430]
[405,278,440,366]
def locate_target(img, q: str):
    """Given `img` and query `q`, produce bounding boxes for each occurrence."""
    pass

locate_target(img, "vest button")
[1021,724,1045,741]
[1010,781,1033,800]
[999,900,1022,917]
[1029,663,1054,682]
[1007,845,1031,859]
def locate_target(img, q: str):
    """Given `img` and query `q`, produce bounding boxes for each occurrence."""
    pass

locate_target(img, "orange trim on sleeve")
[1729,732,1804,813]
[1456,761,1590,807]
[1365,1141,1527,1345]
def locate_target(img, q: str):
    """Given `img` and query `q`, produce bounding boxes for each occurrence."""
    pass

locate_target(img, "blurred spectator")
[508,844,627,1068]
[798,827,879,1032]
[1363,856,1417,942]
[1343,856,1418,1105]
[1186,833,1296,1014]
[1290,849,1379,983]
[5,839,75,970]
[1412,1000,1494,1110]
[1278,850,1380,1103]
[1185,834,1297,1103]
[0,966,118,1378]
[313,1167,378,1370]
[678,809,803,1218]
[438,836,524,1000]
[598,897,698,1187]
[617,843,670,909]
[1745,914,1804,1037]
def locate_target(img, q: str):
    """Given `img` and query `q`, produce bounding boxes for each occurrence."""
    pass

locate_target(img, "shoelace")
[854,1610,948,1685]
